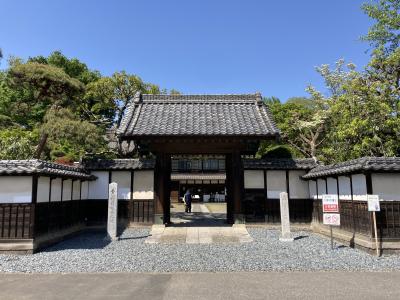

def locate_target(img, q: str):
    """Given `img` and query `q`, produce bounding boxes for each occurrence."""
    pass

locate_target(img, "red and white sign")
[323,213,340,226]
[322,194,339,213]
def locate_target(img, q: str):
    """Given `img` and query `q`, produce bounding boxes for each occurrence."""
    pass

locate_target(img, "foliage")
[264,95,325,160]
[0,50,172,161]
[257,143,300,159]
[28,51,101,85]
[40,107,108,162]
[0,128,39,159]
[361,0,400,54]
[4,60,84,127]
[84,71,165,126]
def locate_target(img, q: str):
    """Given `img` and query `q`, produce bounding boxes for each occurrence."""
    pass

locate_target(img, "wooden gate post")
[231,150,244,224]
[154,152,171,224]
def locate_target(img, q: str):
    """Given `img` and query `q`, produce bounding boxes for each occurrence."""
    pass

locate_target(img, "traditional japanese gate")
[117,93,279,224]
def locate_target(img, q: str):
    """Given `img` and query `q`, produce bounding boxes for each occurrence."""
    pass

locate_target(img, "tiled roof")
[83,158,155,170]
[302,157,400,179]
[0,160,95,180]
[171,173,226,181]
[244,158,318,170]
[117,93,280,138]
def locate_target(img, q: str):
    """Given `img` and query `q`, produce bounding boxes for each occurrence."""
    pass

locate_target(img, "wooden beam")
[231,150,244,223]
[153,153,171,224]
[30,175,38,239]
[366,173,373,194]
[129,170,134,223]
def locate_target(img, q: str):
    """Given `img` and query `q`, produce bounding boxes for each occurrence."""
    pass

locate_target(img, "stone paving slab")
[146,225,253,244]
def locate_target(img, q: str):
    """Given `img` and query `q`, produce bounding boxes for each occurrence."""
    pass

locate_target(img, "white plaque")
[367,194,380,212]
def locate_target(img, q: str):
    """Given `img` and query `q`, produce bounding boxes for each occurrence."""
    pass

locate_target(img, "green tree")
[321,0,400,162]
[6,60,84,126]
[84,71,164,126]
[0,128,39,159]
[41,107,107,162]
[29,51,101,85]
[362,0,400,54]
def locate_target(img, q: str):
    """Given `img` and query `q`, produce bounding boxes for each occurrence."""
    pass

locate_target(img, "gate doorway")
[116,93,279,225]
[169,155,228,226]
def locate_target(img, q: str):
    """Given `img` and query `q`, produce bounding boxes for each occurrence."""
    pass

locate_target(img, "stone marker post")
[279,192,293,242]
[107,182,118,241]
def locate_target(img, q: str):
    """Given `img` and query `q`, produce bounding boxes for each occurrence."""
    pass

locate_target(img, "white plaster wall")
[289,170,309,199]
[244,170,264,189]
[88,171,109,200]
[62,179,72,201]
[72,180,81,200]
[81,181,89,200]
[327,177,338,195]
[317,179,327,199]
[309,181,317,200]
[51,178,62,202]
[352,174,367,201]
[0,176,32,203]
[133,170,154,199]
[338,176,351,200]
[372,173,400,201]
[111,171,131,200]
[266,170,286,198]
[37,176,50,203]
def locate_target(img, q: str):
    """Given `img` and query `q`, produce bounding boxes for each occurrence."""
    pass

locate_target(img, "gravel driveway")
[1,228,400,273]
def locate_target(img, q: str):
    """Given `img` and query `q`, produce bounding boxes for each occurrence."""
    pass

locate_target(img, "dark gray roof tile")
[117,93,280,138]
[0,160,95,180]
[244,158,317,170]
[302,157,400,179]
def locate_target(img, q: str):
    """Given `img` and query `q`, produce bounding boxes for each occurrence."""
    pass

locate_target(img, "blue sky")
[0,0,373,101]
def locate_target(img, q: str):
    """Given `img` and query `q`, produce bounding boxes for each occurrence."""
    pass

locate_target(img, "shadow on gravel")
[294,235,308,241]
[42,231,111,252]
[118,235,149,240]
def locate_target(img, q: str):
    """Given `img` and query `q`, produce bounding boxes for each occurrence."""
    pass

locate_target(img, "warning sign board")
[322,194,339,213]
[323,213,340,226]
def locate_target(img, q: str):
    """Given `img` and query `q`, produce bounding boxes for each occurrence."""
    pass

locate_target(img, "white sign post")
[367,194,380,256]
[322,194,340,250]
[107,182,118,241]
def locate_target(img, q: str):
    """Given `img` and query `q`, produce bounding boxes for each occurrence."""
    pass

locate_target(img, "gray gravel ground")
[1,228,400,273]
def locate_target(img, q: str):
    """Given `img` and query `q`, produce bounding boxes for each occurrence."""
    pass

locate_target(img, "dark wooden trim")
[108,171,112,184]
[325,178,328,194]
[263,170,268,201]
[49,178,53,203]
[129,170,134,222]
[79,180,82,201]
[285,170,290,196]
[31,175,38,204]
[366,173,373,194]
[349,175,354,201]
[31,175,38,238]
[60,179,64,202]
[315,179,319,200]
[336,176,340,199]
[71,179,74,201]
